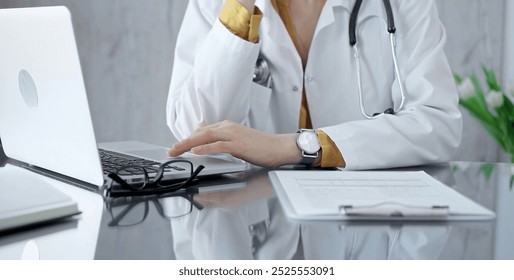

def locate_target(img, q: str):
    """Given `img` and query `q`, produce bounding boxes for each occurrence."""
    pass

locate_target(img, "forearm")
[169,121,305,168]
[273,134,304,167]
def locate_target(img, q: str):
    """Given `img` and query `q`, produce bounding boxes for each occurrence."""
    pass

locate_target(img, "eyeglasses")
[105,160,205,197]
[105,191,204,227]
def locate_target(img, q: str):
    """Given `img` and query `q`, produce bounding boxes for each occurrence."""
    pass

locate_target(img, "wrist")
[273,134,302,167]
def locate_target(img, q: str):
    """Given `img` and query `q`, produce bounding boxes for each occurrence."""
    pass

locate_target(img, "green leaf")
[482,67,501,91]
[451,164,460,172]
[460,99,503,144]
[470,74,488,111]
[454,74,463,85]
[459,98,496,127]
[479,164,495,180]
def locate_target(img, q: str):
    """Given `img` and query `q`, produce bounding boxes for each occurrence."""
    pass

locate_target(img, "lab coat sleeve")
[321,0,462,170]
[166,0,261,140]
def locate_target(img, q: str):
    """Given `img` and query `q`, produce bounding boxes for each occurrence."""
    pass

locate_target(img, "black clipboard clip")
[340,202,450,217]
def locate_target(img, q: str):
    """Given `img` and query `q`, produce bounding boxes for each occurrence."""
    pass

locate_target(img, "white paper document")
[268,170,495,221]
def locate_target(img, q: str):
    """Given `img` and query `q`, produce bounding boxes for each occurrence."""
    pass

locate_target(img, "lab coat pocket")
[248,82,274,133]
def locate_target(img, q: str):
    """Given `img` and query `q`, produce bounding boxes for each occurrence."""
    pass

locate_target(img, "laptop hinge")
[8,158,103,194]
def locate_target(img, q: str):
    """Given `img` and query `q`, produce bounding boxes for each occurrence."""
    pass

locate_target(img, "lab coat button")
[306,75,314,83]
[292,86,299,92]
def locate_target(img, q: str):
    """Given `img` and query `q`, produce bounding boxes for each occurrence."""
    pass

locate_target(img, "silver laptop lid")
[0,6,104,186]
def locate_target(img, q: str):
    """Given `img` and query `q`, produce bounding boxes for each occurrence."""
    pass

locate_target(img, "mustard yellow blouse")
[219,0,345,168]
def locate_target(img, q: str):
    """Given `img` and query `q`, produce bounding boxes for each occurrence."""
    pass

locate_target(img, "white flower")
[457,78,475,99]
[486,90,504,109]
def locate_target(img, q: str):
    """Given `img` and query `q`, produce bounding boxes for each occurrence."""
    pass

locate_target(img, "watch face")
[297,131,321,154]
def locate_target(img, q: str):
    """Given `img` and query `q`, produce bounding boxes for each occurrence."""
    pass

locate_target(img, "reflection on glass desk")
[93,162,514,260]
[1,162,508,260]
[0,164,103,260]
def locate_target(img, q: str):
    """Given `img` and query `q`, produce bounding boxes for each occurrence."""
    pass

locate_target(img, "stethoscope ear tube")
[382,0,396,34]
[350,0,396,46]
[349,0,363,46]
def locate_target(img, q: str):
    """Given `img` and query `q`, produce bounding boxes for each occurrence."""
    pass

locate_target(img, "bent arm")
[166,0,261,140]
[321,0,462,170]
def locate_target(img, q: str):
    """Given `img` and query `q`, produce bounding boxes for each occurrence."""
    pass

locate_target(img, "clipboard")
[268,170,495,221]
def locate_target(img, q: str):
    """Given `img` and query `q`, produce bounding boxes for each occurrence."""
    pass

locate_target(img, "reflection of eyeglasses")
[105,192,204,227]
[105,160,205,197]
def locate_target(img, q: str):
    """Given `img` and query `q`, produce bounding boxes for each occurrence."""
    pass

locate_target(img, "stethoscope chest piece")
[253,57,273,89]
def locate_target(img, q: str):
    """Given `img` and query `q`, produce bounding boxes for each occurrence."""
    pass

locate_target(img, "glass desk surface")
[91,162,514,260]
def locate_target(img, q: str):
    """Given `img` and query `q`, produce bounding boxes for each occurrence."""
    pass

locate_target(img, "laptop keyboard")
[99,149,185,176]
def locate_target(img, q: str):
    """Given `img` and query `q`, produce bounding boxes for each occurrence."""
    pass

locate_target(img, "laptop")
[0,6,247,191]
[0,166,80,233]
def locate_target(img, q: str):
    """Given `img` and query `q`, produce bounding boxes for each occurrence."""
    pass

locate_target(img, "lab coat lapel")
[312,0,382,52]
[354,0,384,25]
[257,0,302,73]
[311,0,352,47]
[316,0,382,32]
[316,0,351,32]
[257,0,295,52]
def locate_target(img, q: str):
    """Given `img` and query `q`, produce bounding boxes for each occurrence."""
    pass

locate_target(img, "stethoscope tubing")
[350,0,407,119]
[253,0,408,119]
[389,33,406,114]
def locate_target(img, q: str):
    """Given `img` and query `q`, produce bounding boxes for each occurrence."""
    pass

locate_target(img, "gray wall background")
[0,0,188,148]
[0,0,508,162]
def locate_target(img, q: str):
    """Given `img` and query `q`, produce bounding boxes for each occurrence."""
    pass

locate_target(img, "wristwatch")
[296,129,321,166]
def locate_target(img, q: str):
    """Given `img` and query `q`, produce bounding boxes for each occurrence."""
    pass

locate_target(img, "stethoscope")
[351,0,406,118]
[253,0,407,119]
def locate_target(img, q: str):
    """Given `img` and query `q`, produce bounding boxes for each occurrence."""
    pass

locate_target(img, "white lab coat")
[167,0,462,170]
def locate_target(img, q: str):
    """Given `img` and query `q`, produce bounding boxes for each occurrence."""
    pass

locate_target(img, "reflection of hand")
[195,170,274,209]
[168,121,301,168]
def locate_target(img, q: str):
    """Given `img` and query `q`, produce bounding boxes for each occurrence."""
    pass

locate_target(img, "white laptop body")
[0,6,246,191]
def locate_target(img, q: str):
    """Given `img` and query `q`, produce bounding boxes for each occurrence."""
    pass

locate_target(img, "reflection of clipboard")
[299,221,451,260]
[269,170,495,221]
[340,203,449,217]
[0,219,78,247]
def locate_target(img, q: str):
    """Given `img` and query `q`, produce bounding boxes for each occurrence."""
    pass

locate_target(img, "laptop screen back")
[0,6,104,186]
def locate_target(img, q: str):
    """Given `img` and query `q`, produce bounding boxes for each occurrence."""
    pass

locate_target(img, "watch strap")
[299,151,319,165]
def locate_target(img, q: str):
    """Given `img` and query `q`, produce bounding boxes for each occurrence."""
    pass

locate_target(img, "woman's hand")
[168,121,302,168]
